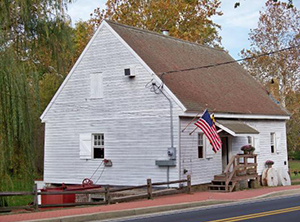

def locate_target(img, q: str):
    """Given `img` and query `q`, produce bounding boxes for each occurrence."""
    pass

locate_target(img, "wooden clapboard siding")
[230,120,288,175]
[179,118,222,185]
[43,25,183,186]
[179,118,288,185]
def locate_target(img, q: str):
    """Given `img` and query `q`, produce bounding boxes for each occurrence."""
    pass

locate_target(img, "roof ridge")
[105,20,224,53]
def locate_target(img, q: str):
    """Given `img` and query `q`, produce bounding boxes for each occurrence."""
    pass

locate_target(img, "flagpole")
[189,126,198,135]
[181,111,201,133]
[187,109,207,135]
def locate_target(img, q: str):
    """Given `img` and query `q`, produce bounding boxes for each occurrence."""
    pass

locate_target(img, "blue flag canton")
[202,110,213,127]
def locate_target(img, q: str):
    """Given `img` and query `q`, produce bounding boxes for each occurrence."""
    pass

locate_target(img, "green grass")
[1,177,34,207]
[289,160,300,181]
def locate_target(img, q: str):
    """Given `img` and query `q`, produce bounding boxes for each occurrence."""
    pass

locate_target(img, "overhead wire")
[2,45,299,103]
[159,45,300,84]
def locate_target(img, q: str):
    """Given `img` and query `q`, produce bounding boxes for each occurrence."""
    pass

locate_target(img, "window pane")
[248,136,252,145]
[198,146,203,158]
[270,133,275,153]
[94,148,104,159]
[198,133,203,146]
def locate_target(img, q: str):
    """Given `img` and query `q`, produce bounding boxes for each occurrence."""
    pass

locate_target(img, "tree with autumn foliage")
[88,0,223,47]
[240,0,300,107]
[241,0,300,154]
[0,0,75,204]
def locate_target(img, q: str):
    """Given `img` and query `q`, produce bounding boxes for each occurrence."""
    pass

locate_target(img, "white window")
[93,133,104,159]
[93,134,104,159]
[247,136,253,146]
[270,132,275,153]
[198,133,204,159]
[91,73,103,98]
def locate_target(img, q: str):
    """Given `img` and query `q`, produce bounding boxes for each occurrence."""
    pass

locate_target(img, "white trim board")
[180,112,289,120]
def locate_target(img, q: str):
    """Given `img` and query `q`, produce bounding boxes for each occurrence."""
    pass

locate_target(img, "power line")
[159,45,300,77]
[2,45,299,103]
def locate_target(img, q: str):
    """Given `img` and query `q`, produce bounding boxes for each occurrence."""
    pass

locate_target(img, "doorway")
[221,137,229,172]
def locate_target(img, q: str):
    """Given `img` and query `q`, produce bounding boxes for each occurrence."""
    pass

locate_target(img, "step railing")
[224,156,237,191]
[224,154,258,191]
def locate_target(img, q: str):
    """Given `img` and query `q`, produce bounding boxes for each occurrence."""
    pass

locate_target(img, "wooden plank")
[39,201,106,208]
[233,174,258,181]
[0,205,33,211]
[109,185,148,193]
[0,192,34,197]
[39,189,105,195]
[147,179,153,200]
[111,193,148,203]
[33,184,38,211]
[187,175,191,194]
[152,179,187,186]
[105,186,111,204]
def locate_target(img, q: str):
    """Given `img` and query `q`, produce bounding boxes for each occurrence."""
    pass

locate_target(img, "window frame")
[270,132,275,154]
[247,136,254,146]
[92,133,104,159]
[198,133,204,159]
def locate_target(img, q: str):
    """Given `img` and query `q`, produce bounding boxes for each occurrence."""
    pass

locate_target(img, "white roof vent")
[124,66,136,77]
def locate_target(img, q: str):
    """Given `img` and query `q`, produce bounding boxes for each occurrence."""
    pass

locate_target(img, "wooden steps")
[209,154,259,192]
[208,175,235,192]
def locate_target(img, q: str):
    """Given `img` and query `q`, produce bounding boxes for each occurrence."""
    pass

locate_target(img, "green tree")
[89,0,223,47]
[0,0,75,196]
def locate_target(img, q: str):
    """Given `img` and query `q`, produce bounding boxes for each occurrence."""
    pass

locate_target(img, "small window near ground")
[198,133,204,159]
[270,133,275,153]
[93,134,104,159]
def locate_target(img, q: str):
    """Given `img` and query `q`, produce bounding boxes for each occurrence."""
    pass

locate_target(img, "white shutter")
[254,135,260,154]
[91,73,103,98]
[205,136,214,158]
[276,133,282,154]
[80,133,92,159]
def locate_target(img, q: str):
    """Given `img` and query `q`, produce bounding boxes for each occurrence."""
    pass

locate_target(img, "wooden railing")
[224,154,258,192]
[0,175,191,211]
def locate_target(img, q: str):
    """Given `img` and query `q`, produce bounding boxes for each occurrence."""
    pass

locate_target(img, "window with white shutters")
[80,133,92,159]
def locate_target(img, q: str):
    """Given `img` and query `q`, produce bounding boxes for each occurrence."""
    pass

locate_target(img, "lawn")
[289,160,300,181]
[1,177,34,207]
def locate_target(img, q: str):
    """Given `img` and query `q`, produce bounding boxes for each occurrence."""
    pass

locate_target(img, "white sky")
[67,0,300,59]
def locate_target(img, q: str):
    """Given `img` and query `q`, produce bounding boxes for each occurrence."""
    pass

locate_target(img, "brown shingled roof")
[107,21,288,116]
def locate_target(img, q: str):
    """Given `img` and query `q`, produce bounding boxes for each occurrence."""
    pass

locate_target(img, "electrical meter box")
[168,147,176,160]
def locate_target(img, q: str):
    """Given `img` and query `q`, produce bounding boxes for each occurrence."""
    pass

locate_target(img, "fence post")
[105,186,111,204]
[147,179,153,200]
[187,175,191,194]
[33,184,38,211]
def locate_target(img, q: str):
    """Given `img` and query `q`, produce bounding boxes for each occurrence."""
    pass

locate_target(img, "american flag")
[194,110,222,153]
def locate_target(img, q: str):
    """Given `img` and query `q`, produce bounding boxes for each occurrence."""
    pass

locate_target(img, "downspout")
[158,88,174,148]
[158,87,174,188]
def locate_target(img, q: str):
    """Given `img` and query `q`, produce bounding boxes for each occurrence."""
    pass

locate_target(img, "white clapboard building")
[41,20,289,187]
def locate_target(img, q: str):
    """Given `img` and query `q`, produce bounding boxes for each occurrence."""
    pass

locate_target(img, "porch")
[209,154,259,192]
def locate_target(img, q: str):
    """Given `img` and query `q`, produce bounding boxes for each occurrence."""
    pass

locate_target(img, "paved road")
[98,195,300,222]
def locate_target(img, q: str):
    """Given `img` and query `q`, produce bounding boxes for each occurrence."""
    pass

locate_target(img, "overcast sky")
[67,0,299,59]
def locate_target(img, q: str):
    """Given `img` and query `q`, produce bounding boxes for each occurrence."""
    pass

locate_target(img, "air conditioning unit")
[124,66,136,77]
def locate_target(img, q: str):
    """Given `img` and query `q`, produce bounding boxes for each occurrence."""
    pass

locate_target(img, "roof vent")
[161,29,169,36]
[124,66,136,77]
